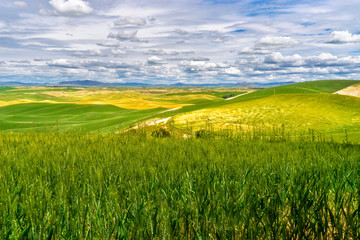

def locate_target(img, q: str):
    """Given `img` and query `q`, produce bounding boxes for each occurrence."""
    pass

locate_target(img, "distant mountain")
[56,80,152,87]
[0,80,296,88]
[57,80,111,86]
[0,81,39,86]
[56,80,296,87]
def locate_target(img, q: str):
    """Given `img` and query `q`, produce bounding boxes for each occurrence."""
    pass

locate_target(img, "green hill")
[153,80,360,120]
[0,80,359,138]
[227,80,360,104]
[0,103,164,132]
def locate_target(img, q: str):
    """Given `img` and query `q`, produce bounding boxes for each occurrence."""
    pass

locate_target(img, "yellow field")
[172,93,360,134]
[0,87,244,110]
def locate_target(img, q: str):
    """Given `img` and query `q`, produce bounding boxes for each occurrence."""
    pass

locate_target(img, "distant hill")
[0,81,38,86]
[54,80,296,88]
[56,80,152,87]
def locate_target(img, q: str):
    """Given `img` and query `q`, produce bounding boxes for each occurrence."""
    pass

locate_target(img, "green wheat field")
[1,80,360,239]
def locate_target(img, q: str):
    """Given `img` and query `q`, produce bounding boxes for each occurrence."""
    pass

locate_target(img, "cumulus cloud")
[108,30,138,41]
[181,60,227,73]
[49,0,93,16]
[238,47,270,55]
[326,31,360,44]
[223,67,242,76]
[47,59,80,68]
[5,0,360,84]
[213,37,226,43]
[255,36,299,49]
[96,40,119,48]
[258,52,360,74]
[174,29,189,35]
[72,49,106,58]
[13,1,27,8]
[111,49,127,55]
[146,49,179,56]
[264,52,304,66]
[191,57,210,61]
[47,59,137,69]
[147,56,166,65]
[114,17,147,26]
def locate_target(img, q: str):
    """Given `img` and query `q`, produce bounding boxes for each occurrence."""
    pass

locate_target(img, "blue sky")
[0,0,360,84]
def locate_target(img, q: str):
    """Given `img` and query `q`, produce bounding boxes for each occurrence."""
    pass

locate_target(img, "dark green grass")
[0,103,164,132]
[0,87,79,101]
[0,132,360,239]
[0,87,15,91]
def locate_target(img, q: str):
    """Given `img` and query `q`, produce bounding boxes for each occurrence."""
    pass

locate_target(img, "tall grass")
[0,131,359,239]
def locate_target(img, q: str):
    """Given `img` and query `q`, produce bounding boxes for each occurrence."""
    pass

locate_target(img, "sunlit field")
[1,131,360,239]
[0,86,246,132]
[1,80,360,239]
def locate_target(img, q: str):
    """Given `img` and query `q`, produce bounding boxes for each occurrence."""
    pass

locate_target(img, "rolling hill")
[0,79,359,142]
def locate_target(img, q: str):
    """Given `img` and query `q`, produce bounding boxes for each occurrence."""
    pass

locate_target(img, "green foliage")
[151,127,171,138]
[0,132,360,239]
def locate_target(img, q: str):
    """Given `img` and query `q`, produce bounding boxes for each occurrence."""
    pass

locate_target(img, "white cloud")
[239,47,270,55]
[107,30,138,41]
[47,59,139,70]
[147,56,166,65]
[305,53,338,65]
[47,59,80,68]
[13,1,27,8]
[256,36,299,49]
[213,38,226,43]
[264,52,304,66]
[223,67,242,75]
[97,40,119,48]
[111,49,127,55]
[4,0,360,84]
[146,49,179,56]
[49,0,94,16]
[191,57,210,61]
[72,49,106,57]
[114,17,147,26]
[327,31,360,44]
[174,29,189,35]
[258,52,360,74]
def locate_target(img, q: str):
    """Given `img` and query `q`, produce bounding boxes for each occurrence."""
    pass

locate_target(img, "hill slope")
[0,80,359,138]
[226,80,360,104]
[173,93,360,142]
[0,103,164,132]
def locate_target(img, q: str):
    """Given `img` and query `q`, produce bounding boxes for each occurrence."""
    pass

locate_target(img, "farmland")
[1,131,360,239]
[0,80,360,239]
[0,86,246,132]
[0,80,359,141]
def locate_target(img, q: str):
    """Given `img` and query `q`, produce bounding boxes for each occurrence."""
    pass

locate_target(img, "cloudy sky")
[1,0,360,84]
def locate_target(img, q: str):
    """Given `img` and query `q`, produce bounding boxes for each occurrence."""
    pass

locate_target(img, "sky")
[0,0,360,84]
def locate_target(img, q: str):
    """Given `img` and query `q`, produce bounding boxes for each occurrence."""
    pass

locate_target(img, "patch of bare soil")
[335,83,360,98]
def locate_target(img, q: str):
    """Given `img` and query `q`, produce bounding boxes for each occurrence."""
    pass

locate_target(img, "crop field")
[0,80,359,141]
[1,131,360,239]
[1,80,360,239]
[170,80,360,142]
[0,86,246,132]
